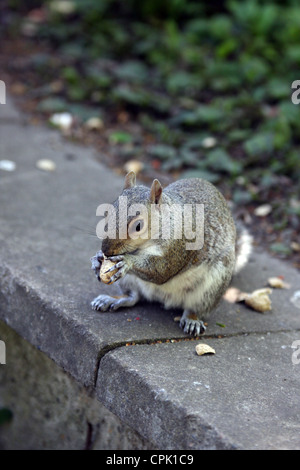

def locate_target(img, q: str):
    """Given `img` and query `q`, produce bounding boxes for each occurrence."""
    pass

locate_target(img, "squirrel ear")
[150,179,163,206]
[124,171,136,189]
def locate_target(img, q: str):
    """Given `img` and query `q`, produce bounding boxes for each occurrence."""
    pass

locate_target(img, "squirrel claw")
[180,316,206,336]
[110,258,130,282]
[109,255,125,262]
[110,266,126,283]
[92,250,104,263]
[107,261,124,273]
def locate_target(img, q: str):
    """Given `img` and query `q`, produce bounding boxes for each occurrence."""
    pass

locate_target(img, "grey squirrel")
[91,171,252,336]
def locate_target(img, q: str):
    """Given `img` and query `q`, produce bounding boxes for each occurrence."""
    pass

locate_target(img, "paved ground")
[0,96,300,449]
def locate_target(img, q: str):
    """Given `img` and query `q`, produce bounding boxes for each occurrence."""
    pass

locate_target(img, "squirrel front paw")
[91,294,121,311]
[90,250,104,281]
[91,291,139,311]
[91,252,132,284]
[105,255,130,283]
[180,310,206,336]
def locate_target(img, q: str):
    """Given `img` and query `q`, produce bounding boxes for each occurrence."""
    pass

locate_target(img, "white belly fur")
[121,261,225,311]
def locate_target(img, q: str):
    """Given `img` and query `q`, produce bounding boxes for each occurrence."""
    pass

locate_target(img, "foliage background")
[1,0,300,260]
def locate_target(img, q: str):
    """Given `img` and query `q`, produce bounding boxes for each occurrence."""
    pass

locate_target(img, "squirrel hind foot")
[179,310,206,336]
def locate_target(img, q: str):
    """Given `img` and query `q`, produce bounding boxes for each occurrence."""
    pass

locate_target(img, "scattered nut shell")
[49,112,73,130]
[291,242,300,252]
[85,117,103,130]
[223,287,242,303]
[254,204,272,217]
[0,160,16,171]
[244,288,272,313]
[268,277,290,289]
[195,344,216,356]
[36,159,56,172]
[49,0,76,15]
[124,159,144,175]
[202,136,217,148]
[100,258,118,285]
[173,316,181,323]
[290,290,300,309]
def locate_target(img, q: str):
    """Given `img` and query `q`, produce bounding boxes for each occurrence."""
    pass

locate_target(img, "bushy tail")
[234,221,253,274]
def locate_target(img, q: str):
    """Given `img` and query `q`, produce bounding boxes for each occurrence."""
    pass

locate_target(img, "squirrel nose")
[101,239,109,257]
[101,239,115,257]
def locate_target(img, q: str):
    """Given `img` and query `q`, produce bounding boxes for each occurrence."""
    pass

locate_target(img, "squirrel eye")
[135,220,143,232]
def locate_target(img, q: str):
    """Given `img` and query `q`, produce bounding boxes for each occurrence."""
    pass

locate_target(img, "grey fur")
[91,176,251,336]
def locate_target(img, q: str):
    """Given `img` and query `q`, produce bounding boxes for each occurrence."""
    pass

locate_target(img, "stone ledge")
[97,331,300,450]
[1,96,300,449]
[0,320,155,450]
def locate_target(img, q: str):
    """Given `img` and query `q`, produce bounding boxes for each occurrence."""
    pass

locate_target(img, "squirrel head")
[101,171,163,257]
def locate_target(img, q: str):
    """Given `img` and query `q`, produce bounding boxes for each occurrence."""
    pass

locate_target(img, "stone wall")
[0,320,154,450]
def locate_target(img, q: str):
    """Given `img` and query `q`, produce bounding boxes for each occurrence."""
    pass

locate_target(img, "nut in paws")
[100,258,118,284]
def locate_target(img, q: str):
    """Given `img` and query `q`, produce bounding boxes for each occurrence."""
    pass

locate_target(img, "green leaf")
[241,57,269,84]
[109,131,133,144]
[216,322,226,328]
[267,78,290,100]
[37,97,67,113]
[161,158,183,170]
[209,14,233,39]
[114,61,148,83]
[112,85,149,106]
[216,38,237,59]
[279,101,300,127]
[68,104,100,121]
[177,105,225,126]
[260,171,278,188]
[244,132,274,157]
[178,148,199,166]
[147,144,177,160]
[227,129,251,143]
[206,148,242,175]
[232,189,253,204]
[67,85,87,101]
[62,66,80,85]
[149,92,172,113]
[270,243,292,256]
[166,71,202,94]
[183,135,210,149]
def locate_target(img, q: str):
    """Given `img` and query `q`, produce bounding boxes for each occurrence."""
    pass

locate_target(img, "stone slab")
[0,320,154,450]
[97,330,300,450]
[0,95,24,122]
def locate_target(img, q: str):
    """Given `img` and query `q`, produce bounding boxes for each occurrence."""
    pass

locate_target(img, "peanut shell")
[195,344,216,356]
[268,277,290,289]
[244,288,272,313]
[100,258,118,285]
